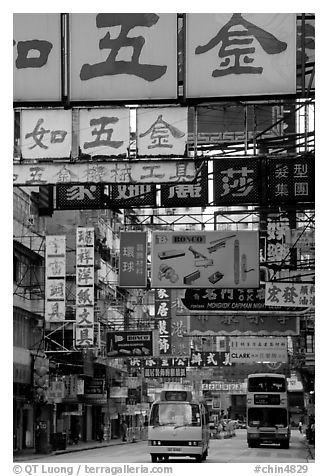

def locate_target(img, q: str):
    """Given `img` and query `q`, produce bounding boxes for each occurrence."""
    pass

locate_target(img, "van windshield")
[149,403,201,427]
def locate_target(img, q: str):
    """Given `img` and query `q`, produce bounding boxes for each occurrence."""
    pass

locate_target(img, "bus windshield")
[149,403,201,427]
[248,408,288,428]
[248,377,286,393]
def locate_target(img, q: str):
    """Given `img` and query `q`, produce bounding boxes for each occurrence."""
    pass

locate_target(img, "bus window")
[150,403,201,427]
[248,408,288,427]
[248,377,286,393]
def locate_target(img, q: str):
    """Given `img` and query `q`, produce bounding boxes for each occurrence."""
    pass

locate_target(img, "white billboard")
[69,13,178,101]
[151,231,259,288]
[185,13,296,98]
[14,13,62,101]
[136,107,188,156]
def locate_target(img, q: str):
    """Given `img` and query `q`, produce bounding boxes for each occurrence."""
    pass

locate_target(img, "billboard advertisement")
[151,231,259,288]
[107,331,158,357]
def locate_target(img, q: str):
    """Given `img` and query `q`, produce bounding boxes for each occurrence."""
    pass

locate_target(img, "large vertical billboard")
[151,231,259,288]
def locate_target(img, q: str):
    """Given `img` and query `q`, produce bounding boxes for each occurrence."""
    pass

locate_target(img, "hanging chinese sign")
[69,13,178,101]
[265,282,315,308]
[119,232,147,288]
[229,336,288,363]
[189,314,299,336]
[108,184,157,208]
[155,288,172,355]
[143,356,188,379]
[160,162,208,208]
[75,227,95,348]
[213,158,261,205]
[185,13,296,98]
[190,351,227,367]
[136,107,188,156]
[267,156,315,203]
[56,184,104,209]
[20,109,72,159]
[13,160,197,186]
[45,235,66,322]
[202,381,247,393]
[151,231,259,288]
[178,285,302,312]
[170,315,190,357]
[144,367,186,379]
[13,13,62,102]
[79,108,130,157]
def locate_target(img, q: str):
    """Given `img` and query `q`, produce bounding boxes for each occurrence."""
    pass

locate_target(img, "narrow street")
[21,430,313,464]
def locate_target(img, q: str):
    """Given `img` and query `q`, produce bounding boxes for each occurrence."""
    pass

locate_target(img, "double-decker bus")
[246,373,290,449]
[148,389,210,462]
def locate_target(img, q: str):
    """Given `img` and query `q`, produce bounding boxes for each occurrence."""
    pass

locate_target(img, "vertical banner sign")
[45,236,66,322]
[119,232,148,288]
[185,13,296,98]
[13,13,62,102]
[266,213,291,277]
[155,289,172,355]
[75,227,95,347]
[136,107,188,156]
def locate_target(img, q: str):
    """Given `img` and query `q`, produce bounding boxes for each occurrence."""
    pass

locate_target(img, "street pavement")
[13,430,314,463]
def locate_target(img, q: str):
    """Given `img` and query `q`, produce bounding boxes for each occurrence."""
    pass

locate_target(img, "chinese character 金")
[195,13,287,78]
[139,114,185,149]
[80,14,167,82]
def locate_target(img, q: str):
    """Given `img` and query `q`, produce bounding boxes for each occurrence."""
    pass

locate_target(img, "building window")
[306,334,314,353]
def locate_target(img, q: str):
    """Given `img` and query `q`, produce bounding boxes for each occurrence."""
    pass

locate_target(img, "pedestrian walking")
[121,421,128,442]
[298,421,303,434]
[98,423,104,442]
